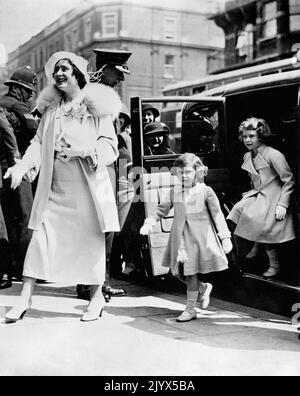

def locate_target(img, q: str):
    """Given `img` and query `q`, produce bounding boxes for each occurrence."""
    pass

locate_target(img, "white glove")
[222,238,233,254]
[275,205,287,221]
[140,223,154,235]
[56,137,94,160]
[4,158,28,190]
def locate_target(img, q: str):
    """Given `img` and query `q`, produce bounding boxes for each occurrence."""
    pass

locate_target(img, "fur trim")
[36,83,122,119]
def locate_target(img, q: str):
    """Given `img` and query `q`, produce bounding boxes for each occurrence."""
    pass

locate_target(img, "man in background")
[0,107,19,288]
[77,49,132,301]
[0,66,38,281]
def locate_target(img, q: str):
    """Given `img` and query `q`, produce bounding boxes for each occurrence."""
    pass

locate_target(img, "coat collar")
[36,83,122,120]
[174,181,205,195]
[242,144,269,175]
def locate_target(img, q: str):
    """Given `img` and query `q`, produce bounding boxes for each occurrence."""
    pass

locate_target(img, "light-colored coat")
[22,83,122,233]
[228,144,296,243]
[150,183,231,275]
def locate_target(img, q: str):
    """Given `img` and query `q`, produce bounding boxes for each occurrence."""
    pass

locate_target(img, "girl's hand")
[222,238,233,254]
[275,205,287,221]
[3,159,27,189]
[140,223,153,235]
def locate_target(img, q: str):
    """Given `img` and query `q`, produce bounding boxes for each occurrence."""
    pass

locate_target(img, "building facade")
[212,0,300,72]
[6,0,225,106]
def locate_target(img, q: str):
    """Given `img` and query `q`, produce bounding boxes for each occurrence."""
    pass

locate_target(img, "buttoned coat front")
[228,144,296,243]
[150,183,231,275]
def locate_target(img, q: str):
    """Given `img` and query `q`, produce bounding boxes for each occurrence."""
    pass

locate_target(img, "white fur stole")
[36,83,122,119]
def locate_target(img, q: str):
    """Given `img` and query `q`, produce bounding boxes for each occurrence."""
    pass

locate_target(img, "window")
[102,12,118,37]
[289,0,300,32]
[48,43,54,57]
[262,1,277,38]
[164,17,176,40]
[84,18,92,43]
[181,101,225,168]
[72,28,79,50]
[65,33,72,51]
[35,52,38,70]
[192,86,206,95]
[236,24,254,60]
[164,55,175,79]
[40,48,44,68]
[40,76,44,90]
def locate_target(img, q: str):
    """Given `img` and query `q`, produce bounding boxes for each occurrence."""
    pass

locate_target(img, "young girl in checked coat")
[140,153,233,322]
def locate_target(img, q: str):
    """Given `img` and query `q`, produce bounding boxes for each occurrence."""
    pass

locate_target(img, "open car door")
[130,96,227,277]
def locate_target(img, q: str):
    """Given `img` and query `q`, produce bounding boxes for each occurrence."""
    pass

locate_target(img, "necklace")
[61,96,87,121]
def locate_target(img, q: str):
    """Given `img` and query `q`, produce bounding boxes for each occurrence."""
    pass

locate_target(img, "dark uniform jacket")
[0,93,38,155]
[0,93,36,277]
[0,107,18,186]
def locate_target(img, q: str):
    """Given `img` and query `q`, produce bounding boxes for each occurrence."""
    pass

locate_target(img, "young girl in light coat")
[227,117,296,277]
[140,153,233,322]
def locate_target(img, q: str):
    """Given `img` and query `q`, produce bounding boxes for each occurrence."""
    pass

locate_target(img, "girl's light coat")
[22,83,122,233]
[150,183,231,275]
[228,144,296,243]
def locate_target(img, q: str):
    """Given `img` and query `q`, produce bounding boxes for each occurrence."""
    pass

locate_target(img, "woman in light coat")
[227,117,296,277]
[4,51,121,322]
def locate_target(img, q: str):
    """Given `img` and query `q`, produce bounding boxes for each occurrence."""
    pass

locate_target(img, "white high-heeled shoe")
[5,300,32,323]
[81,298,104,322]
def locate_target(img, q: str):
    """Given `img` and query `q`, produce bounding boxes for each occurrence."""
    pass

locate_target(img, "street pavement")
[0,276,299,376]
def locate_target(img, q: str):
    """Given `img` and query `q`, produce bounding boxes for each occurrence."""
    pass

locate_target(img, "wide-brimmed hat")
[94,48,132,74]
[142,103,160,119]
[44,51,90,84]
[4,66,37,92]
[144,122,170,136]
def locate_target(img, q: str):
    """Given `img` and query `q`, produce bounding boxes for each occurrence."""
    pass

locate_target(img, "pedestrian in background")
[0,107,19,289]
[4,51,121,323]
[141,153,233,322]
[143,121,175,156]
[227,117,296,278]
[142,103,160,127]
[0,66,38,281]
[109,105,135,278]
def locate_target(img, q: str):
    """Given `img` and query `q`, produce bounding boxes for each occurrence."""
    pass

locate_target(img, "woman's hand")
[275,205,287,221]
[222,238,233,254]
[140,223,154,235]
[61,146,85,159]
[55,138,90,160]
[3,159,27,189]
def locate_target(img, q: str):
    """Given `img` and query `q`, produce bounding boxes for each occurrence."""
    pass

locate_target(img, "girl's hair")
[53,59,87,89]
[174,153,208,176]
[238,117,271,143]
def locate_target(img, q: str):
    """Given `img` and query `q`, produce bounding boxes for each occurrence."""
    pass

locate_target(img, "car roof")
[194,69,300,98]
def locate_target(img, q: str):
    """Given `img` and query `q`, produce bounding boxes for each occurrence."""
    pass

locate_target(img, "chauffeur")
[0,66,38,281]
[77,49,132,301]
